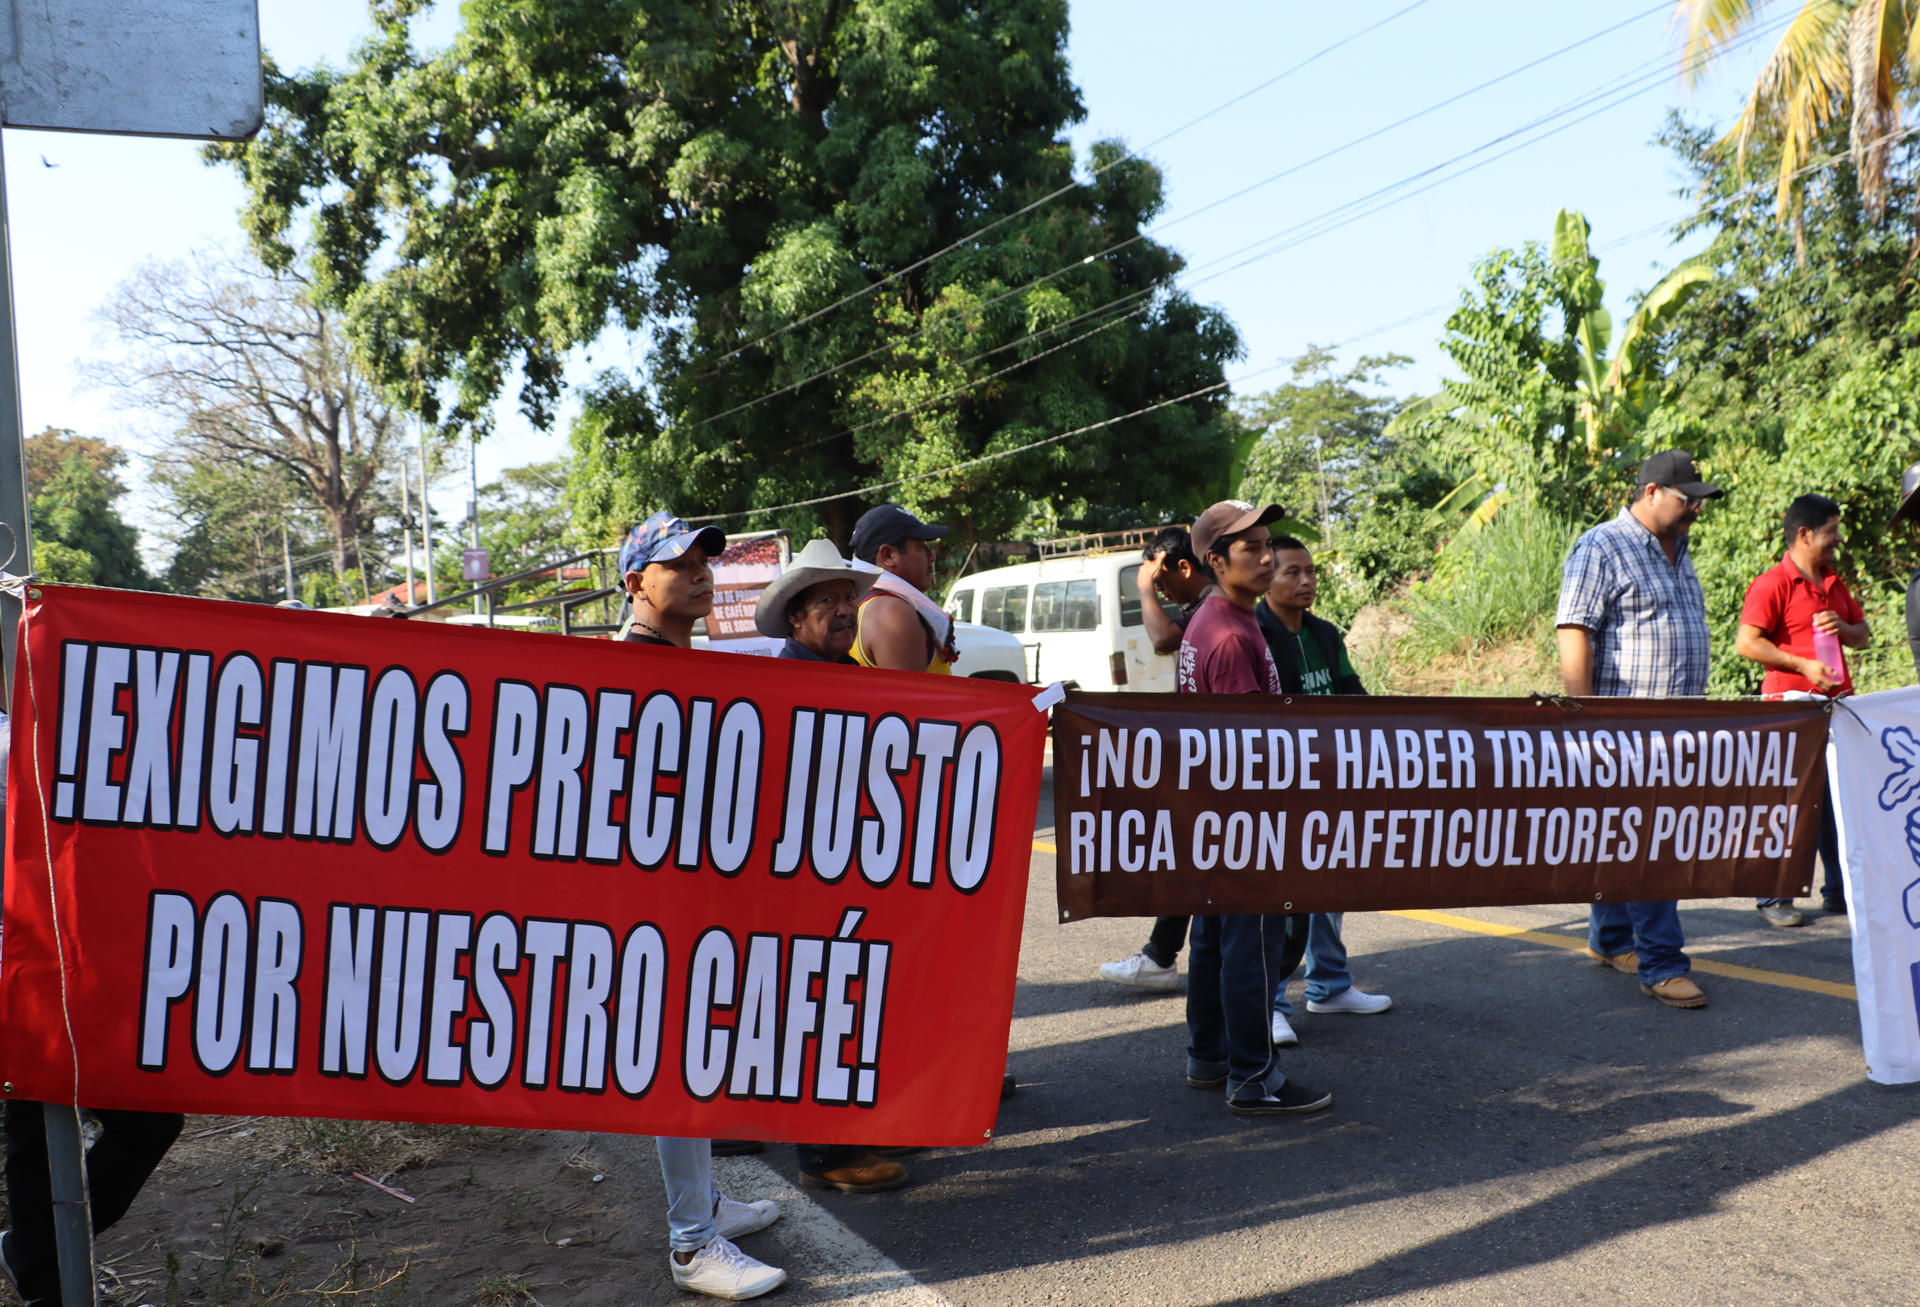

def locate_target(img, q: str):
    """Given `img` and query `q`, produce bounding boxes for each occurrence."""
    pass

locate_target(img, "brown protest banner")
[1053,692,1829,920]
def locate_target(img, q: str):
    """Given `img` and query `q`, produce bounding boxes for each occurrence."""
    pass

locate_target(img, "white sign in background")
[1827,686,1920,1085]
[0,0,262,139]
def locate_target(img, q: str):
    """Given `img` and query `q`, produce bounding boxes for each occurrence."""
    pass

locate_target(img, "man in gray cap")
[1893,462,1920,677]
[752,541,912,1194]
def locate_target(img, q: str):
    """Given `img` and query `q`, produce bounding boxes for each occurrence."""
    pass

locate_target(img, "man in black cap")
[1893,462,1920,678]
[847,505,957,674]
[1555,450,1721,1011]
[750,542,913,1194]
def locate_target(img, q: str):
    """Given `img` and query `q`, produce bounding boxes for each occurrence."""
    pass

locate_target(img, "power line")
[684,9,1776,436]
[687,361,1289,525]
[769,300,1154,461]
[696,0,1436,377]
[689,73,1908,532]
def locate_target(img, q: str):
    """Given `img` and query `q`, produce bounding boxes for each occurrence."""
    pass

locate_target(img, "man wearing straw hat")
[753,541,914,1194]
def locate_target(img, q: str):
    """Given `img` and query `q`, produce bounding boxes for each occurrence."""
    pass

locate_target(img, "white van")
[942,531,1178,691]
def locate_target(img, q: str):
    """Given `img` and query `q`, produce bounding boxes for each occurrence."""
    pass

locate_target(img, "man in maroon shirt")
[1734,493,1869,927]
[1179,500,1333,1116]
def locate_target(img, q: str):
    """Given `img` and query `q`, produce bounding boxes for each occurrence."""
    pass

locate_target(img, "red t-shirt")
[1739,554,1865,697]
[1177,595,1281,695]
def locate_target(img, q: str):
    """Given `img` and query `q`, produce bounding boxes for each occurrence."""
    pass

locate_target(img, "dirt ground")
[0,1115,675,1306]
[1345,605,1562,697]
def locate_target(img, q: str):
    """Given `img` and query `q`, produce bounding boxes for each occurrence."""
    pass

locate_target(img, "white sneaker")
[1270,1010,1299,1047]
[670,1235,788,1300]
[1099,952,1179,990]
[714,1193,779,1241]
[1306,987,1393,1015]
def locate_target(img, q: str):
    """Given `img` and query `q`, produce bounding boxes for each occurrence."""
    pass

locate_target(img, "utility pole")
[469,435,483,619]
[282,525,294,601]
[400,459,416,604]
[418,423,437,604]
[0,7,264,1303]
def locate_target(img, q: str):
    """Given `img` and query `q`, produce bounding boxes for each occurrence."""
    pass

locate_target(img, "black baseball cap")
[1636,450,1724,499]
[1892,461,1920,527]
[849,505,949,562]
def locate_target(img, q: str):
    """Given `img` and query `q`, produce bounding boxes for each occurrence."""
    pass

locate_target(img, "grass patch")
[1401,504,1579,661]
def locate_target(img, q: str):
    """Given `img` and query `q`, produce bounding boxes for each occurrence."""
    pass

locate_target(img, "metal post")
[0,129,97,1307]
[281,525,294,601]
[400,459,416,604]
[44,1104,95,1307]
[468,435,484,622]
[418,424,437,605]
[0,132,33,692]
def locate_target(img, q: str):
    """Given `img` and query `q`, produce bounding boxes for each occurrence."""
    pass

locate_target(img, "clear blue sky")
[2,1,1773,558]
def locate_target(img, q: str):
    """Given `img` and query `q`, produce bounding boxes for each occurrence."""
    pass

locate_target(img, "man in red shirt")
[1734,493,1869,927]
[1179,500,1332,1117]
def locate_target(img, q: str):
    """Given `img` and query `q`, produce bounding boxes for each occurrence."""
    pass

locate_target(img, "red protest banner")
[0,586,1047,1146]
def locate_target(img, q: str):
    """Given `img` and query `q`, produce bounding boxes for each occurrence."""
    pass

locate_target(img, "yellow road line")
[1390,908,1857,1000]
[1029,839,1856,1001]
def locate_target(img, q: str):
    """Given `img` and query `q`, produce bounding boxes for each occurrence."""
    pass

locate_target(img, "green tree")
[1646,116,1920,693]
[151,453,330,601]
[31,451,149,589]
[24,428,125,501]
[1234,347,1409,537]
[1674,0,1920,225]
[1394,209,1706,524]
[215,1,1241,549]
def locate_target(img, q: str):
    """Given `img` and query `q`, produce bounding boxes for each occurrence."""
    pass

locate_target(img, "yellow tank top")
[851,592,953,674]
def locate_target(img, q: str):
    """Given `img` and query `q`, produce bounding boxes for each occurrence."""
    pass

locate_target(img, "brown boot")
[798,1152,910,1193]
[1641,976,1706,1008]
[1583,947,1638,975]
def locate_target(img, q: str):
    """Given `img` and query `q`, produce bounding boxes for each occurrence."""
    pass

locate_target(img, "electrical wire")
[682,7,1770,435]
[685,359,1290,524]
[682,64,1913,532]
[697,0,1437,375]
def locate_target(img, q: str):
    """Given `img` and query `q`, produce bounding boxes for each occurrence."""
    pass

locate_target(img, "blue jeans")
[1589,900,1690,985]
[1759,777,1843,908]
[1273,912,1351,1014]
[656,1137,718,1252]
[1186,913,1289,1097]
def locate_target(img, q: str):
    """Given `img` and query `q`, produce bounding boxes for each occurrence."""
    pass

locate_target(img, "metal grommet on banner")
[2,1082,11,1095]
[1594,893,1603,901]
[1283,902,1293,910]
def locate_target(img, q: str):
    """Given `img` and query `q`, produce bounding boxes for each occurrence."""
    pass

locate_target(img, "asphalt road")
[625,768,1920,1306]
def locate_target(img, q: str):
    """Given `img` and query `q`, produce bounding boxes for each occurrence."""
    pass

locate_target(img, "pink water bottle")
[1812,627,1843,686]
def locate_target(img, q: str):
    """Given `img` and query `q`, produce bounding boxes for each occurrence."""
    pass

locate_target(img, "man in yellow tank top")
[847,505,958,675]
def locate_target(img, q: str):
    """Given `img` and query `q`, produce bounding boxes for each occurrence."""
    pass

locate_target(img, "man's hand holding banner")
[0,586,1050,1143]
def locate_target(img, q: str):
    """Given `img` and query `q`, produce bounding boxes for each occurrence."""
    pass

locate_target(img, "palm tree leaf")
[1733,0,1850,170]
[1847,0,1905,218]
[1675,0,1774,80]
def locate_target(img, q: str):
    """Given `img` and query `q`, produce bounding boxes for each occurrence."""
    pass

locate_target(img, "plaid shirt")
[1556,509,1711,698]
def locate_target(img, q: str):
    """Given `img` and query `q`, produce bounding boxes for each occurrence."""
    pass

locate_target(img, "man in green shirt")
[1254,536,1391,1044]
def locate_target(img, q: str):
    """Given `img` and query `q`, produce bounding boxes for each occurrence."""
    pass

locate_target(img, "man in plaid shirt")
[1554,450,1721,1009]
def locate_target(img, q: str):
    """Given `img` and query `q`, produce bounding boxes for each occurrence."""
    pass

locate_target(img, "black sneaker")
[1185,1070,1227,1089]
[1758,902,1805,928]
[1228,1079,1333,1116]
[1822,896,1847,914]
